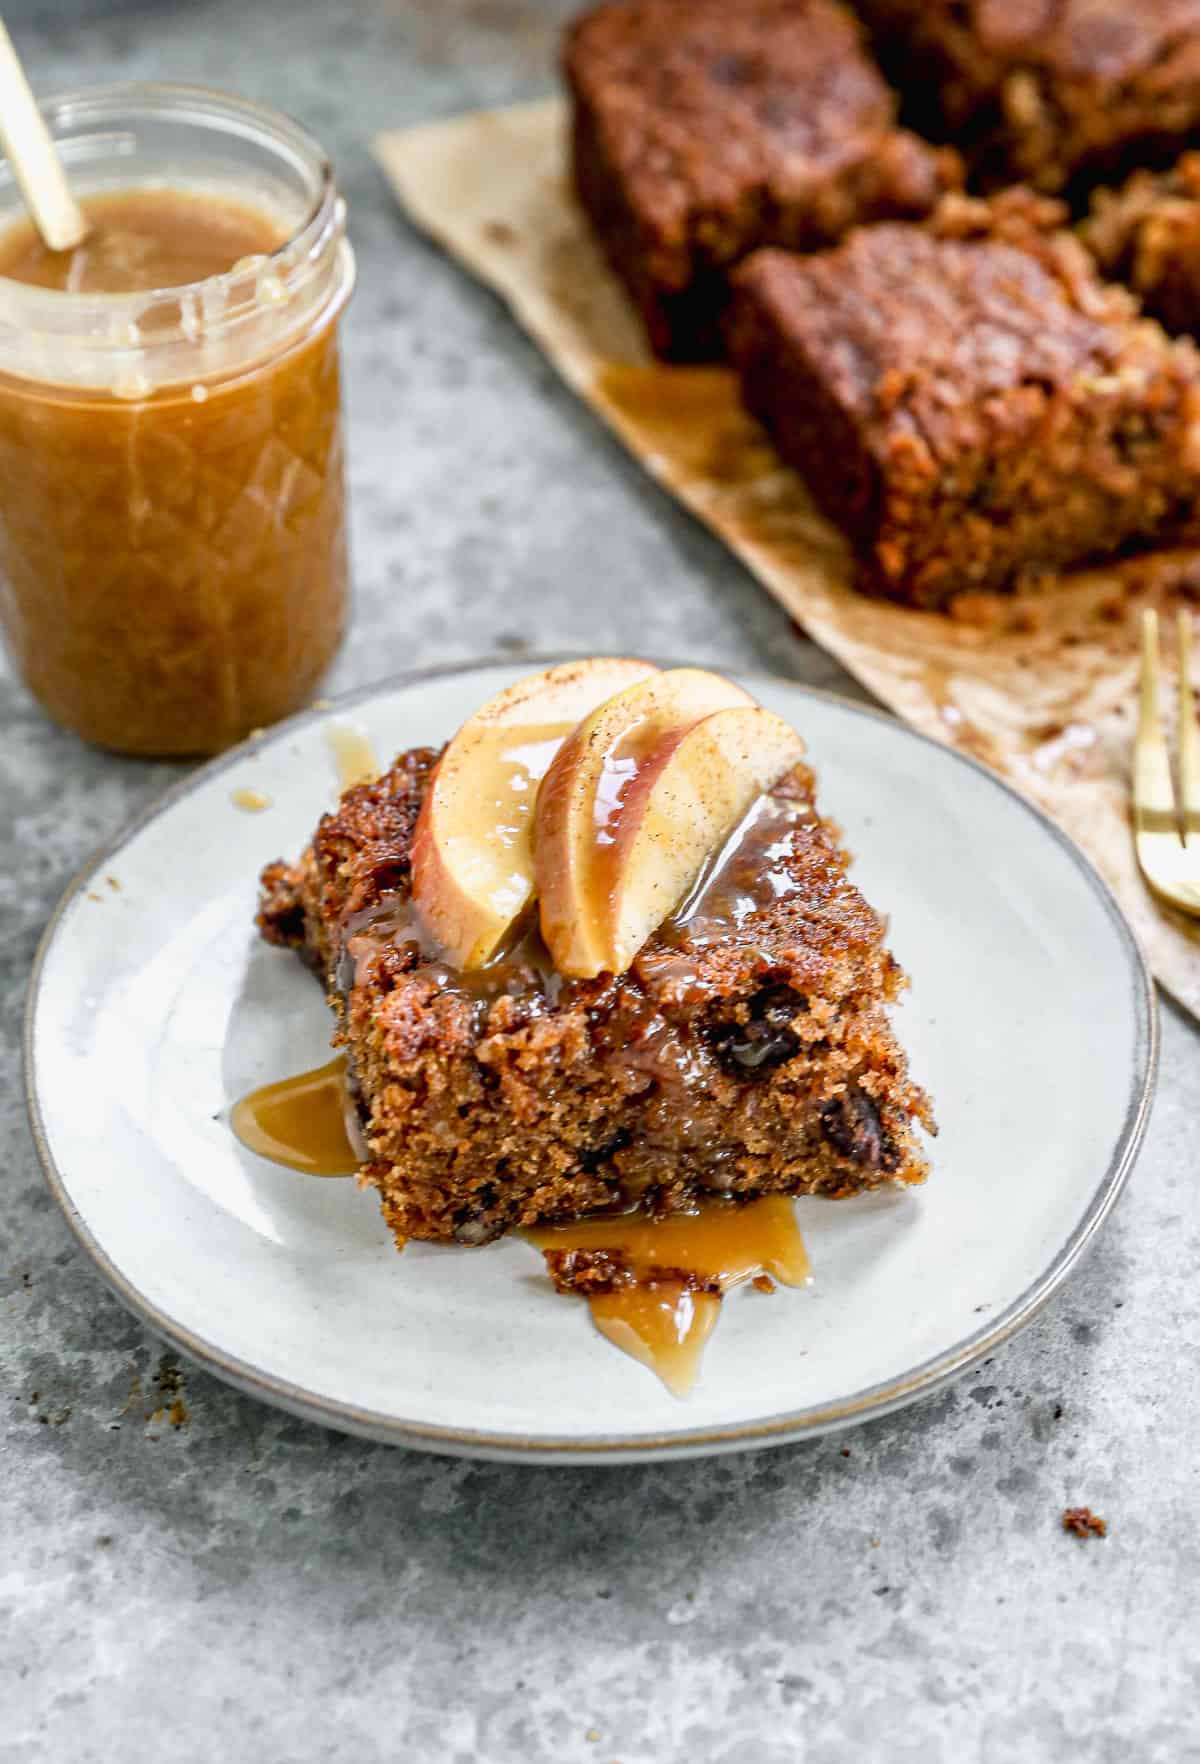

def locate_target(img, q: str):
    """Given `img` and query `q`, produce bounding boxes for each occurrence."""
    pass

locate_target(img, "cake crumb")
[232,787,272,813]
[1062,1506,1106,1539]
[105,874,121,891]
[586,1730,601,1744]
[752,1273,776,1294]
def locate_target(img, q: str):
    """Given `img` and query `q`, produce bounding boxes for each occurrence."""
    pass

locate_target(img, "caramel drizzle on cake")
[249,659,934,1396]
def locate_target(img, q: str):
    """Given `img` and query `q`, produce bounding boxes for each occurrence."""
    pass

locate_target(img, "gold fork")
[1135,608,1200,916]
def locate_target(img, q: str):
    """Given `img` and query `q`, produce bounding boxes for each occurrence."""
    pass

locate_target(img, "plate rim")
[23,654,1160,1464]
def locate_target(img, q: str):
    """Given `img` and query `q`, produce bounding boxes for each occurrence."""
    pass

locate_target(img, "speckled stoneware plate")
[25,659,1157,1464]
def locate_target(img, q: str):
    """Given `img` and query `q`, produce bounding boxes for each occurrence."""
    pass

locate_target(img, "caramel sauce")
[671,783,814,942]
[632,785,815,1004]
[587,712,679,936]
[528,1197,810,1396]
[462,718,582,867]
[0,186,349,757]
[339,897,564,1017]
[326,724,379,792]
[231,1056,359,1176]
[589,1287,722,1398]
[592,363,773,487]
[0,189,286,294]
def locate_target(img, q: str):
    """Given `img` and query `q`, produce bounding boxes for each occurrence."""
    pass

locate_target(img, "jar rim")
[0,81,337,315]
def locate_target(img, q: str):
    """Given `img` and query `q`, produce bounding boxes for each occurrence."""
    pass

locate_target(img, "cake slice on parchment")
[1082,153,1200,336]
[852,0,1200,196]
[726,199,1200,608]
[564,0,961,360]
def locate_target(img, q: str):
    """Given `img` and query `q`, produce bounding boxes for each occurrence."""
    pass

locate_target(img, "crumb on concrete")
[145,1399,190,1433]
[1063,1506,1107,1539]
[146,1356,190,1431]
[121,1355,192,1433]
[153,1355,184,1399]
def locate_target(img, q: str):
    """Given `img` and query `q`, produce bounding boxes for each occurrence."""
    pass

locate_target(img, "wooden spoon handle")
[0,19,87,252]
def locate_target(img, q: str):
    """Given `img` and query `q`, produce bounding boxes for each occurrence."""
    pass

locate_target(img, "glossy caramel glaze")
[0,188,285,293]
[231,1056,359,1175]
[529,1196,810,1395]
[326,725,380,793]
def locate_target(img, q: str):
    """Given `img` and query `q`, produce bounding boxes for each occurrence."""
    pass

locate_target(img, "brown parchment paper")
[375,98,1200,1018]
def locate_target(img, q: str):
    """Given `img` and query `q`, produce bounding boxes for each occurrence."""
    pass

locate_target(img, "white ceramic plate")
[25,659,1157,1463]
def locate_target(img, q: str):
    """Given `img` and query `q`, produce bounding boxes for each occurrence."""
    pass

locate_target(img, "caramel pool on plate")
[530,1198,812,1396]
[0,85,354,756]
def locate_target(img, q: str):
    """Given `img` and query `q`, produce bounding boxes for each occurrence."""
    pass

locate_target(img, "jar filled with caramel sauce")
[0,85,355,755]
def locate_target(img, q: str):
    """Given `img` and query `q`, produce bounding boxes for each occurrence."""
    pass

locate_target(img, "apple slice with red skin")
[601,704,807,978]
[411,657,657,969]
[534,667,756,978]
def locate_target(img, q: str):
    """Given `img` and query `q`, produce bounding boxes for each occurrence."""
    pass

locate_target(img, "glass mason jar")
[0,84,355,756]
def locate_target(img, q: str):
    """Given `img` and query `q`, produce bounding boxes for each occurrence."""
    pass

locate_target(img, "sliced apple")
[601,705,806,976]
[534,667,755,977]
[411,657,657,968]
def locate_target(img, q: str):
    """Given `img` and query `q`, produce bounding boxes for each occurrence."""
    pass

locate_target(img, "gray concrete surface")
[2,3,1198,1759]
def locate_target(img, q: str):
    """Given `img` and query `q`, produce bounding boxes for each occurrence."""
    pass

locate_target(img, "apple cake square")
[257,661,934,1246]
[565,0,961,359]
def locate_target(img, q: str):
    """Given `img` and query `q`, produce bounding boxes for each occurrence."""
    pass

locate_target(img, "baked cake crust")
[726,198,1200,607]
[1083,153,1200,335]
[854,0,1200,195]
[565,0,960,360]
[259,747,933,1247]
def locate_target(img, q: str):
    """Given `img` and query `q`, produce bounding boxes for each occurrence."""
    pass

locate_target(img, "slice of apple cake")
[257,661,934,1245]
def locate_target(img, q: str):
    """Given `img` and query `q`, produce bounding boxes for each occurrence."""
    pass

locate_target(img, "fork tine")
[1178,608,1200,843]
[1135,610,1178,833]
